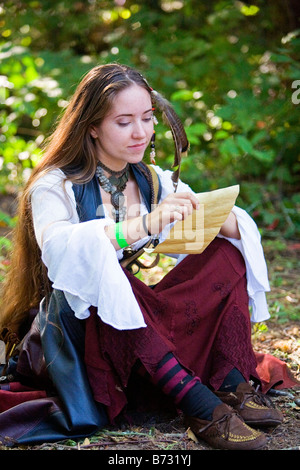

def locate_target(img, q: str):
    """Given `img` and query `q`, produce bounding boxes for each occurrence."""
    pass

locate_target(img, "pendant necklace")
[95,161,130,222]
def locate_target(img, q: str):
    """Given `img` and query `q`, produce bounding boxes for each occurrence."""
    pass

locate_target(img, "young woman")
[0,63,284,449]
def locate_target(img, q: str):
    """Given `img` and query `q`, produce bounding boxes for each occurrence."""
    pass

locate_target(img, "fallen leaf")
[187,427,198,443]
[285,295,297,303]
[275,265,284,271]
[272,339,293,353]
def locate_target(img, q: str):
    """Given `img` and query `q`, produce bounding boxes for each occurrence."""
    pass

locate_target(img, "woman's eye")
[118,122,130,127]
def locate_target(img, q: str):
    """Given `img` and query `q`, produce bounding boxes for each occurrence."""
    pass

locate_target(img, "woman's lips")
[128,142,147,150]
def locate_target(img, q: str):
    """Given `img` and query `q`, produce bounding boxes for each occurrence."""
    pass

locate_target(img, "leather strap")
[147,164,160,205]
[120,164,161,273]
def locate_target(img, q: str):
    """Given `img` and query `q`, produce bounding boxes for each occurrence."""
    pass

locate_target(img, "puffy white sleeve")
[30,169,146,330]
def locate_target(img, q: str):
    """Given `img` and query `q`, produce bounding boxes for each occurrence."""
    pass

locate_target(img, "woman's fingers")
[148,192,200,234]
[164,192,199,210]
[171,203,190,220]
[162,192,199,218]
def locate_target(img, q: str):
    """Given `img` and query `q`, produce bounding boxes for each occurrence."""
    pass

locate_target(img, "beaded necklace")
[95,161,130,222]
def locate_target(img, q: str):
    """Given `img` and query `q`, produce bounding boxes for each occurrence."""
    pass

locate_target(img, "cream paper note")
[153,185,240,255]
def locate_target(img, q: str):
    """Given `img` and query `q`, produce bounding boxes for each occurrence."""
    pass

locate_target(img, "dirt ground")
[0,194,299,451]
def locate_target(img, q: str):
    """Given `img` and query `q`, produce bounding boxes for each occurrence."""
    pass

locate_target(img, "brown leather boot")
[185,403,267,450]
[215,383,284,427]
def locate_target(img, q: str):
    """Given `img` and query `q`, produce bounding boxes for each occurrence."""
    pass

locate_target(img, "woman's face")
[90,84,154,170]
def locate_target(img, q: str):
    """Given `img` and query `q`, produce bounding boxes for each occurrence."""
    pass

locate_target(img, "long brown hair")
[0,63,188,336]
[0,64,152,335]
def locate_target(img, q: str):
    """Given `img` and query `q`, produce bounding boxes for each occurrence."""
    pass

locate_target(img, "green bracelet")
[115,222,129,249]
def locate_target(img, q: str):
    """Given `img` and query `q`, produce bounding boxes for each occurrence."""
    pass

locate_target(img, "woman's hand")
[145,192,200,235]
[104,192,199,251]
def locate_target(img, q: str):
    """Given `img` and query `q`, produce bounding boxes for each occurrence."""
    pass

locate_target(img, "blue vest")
[72,162,162,223]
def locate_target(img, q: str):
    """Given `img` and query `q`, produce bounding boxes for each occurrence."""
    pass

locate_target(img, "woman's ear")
[89,126,98,139]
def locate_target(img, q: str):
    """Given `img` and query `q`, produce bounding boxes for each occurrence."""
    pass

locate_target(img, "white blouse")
[30,165,270,330]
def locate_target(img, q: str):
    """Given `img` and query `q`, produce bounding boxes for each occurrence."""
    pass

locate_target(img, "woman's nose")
[132,120,147,139]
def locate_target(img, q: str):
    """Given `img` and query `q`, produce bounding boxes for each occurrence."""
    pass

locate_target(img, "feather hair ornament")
[151,90,189,192]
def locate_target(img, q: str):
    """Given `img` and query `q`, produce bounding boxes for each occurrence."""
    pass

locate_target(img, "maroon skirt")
[84,238,258,421]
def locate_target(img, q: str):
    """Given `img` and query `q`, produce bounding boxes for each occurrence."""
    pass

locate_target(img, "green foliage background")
[1,0,299,238]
